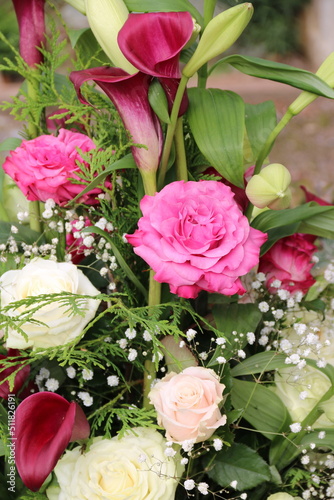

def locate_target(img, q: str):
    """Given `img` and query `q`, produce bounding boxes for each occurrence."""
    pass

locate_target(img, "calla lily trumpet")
[15,392,90,491]
[12,0,46,67]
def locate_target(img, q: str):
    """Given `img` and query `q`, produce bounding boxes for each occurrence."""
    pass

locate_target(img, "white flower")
[230,480,238,489]
[125,327,137,339]
[290,422,302,433]
[186,328,197,341]
[213,438,223,451]
[184,479,195,491]
[197,482,209,495]
[128,349,138,361]
[46,429,183,500]
[45,378,59,392]
[107,375,119,387]
[66,367,76,379]
[247,332,255,345]
[82,369,94,381]
[258,301,269,312]
[1,258,101,349]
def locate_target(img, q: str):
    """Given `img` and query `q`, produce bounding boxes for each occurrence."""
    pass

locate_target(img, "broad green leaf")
[70,154,136,204]
[210,55,334,99]
[260,223,300,255]
[148,80,170,124]
[299,210,334,239]
[245,101,277,163]
[300,429,334,450]
[205,442,271,490]
[231,378,291,439]
[187,88,245,187]
[0,137,21,153]
[67,28,110,67]
[0,222,41,246]
[82,226,148,300]
[209,303,262,365]
[68,27,88,48]
[231,351,287,377]
[124,0,203,25]
[251,202,334,235]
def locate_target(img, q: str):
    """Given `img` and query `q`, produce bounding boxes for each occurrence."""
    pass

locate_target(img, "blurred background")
[1,0,334,201]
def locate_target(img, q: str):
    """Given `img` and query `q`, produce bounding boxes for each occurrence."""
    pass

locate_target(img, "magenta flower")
[0,349,30,399]
[71,69,163,173]
[12,0,45,67]
[15,392,90,491]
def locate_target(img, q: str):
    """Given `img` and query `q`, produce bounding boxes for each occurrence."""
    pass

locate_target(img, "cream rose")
[1,258,100,349]
[267,494,302,500]
[46,428,183,500]
[148,366,226,443]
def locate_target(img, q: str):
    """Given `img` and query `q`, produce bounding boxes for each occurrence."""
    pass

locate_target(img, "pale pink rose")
[148,366,226,443]
[126,180,267,299]
[258,233,317,294]
[3,129,103,205]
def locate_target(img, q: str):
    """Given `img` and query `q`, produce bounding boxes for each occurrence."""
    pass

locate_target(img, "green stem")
[245,109,294,221]
[29,201,42,233]
[140,170,157,197]
[197,0,217,88]
[175,117,188,182]
[157,75,189,190]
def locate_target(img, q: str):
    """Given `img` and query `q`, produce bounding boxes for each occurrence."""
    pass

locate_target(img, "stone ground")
[1,56,334,204]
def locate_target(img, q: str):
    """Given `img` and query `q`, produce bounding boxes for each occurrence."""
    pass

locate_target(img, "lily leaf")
[210,54,334,98]
[187,88,245,187]
[231,351,287,377]
[245,101,277,163]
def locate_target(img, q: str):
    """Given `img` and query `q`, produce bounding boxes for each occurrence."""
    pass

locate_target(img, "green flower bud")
[288,52,334,116]
[182,3,253,78]
[85,0,137,74]
[246,163,292,210]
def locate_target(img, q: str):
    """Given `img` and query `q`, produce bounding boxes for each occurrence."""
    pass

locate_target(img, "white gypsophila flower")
[271,279,282,288]
[184,479,195,491]
[277,289,290,300]
[273,309,284,320]
[128,349,138,362]
[318,431,326,439]
[83,235,94,248]
[107,375,119,387]
[186,328,197,341]
[247,332,255,345]
[46,429,184,500]
[39,367,50,379]
[82,369,94,381]
[213,438,223,451]
[143,330,152,342]
[237,350,246,359]
[197,482,209,495]
[45,378,59,392]
[217,356,226,364]
[290,422,302,433]
[164,447,177,457]
[258,335,269,346]
[240,494,247,499]
[301,455,310,465]
[181,440,195,452]
[230,480,238,489]
[77,391,93,407]
[118,338,128,349]
[66,367,76,379]
[216,337,226,345]
[1,258,101,350]
[251,280,261,289]
[181,457,189,465]
[256,272,266,282]
[258,301,269,312]
[125,328,136,339]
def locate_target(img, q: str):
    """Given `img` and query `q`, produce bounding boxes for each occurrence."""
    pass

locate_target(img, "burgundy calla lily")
[0,349,30,399]
[118,12,194,113]
[15,392,90,491]
[301,185,332,206]
[12,0,46,67]
[70,68,163,173]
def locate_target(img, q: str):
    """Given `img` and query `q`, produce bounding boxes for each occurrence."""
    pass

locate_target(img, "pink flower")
[126,180,267,299]
[3,129,103,205]
[0,349,30,399]
[258,233,317,294]
[148,366,226,443]
[15,392,90,491]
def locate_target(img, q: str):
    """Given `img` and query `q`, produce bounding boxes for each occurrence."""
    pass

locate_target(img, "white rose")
[274,364,333,428]
[1,258,100,349]
[267,494,302,500]
[46,428,183,500]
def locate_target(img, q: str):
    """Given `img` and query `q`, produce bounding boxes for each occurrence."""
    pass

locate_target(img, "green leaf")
[230,351,287,377]
[0,137,21,153]
[251,202,334,237]
[67,28,110,67]
[0,222,41,245]
[208,303,262,365]
[187,88,245,187]
[148,80,170,124]
[260,223,300,255]
[124,0,203,25]
[211,55,334,99]
[231,379,291,439]
[245,101,277,163]
[70,154,136,204]
[300,429,334,450]
[82,226,148,300]
[205,442,271,490]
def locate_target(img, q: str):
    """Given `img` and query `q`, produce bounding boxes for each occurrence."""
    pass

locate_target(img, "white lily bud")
[84,0,137,74]
[288,52,334,116]
[246,163,292,210]
[183,3,253,78]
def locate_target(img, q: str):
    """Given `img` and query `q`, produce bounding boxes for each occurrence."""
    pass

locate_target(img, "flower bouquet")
[1,1,334,499]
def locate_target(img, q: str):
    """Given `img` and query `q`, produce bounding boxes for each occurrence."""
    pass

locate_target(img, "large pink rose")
[3,129,103,205]
[126,180,267,299]
[258,233,317,294]
[148,366,226,443]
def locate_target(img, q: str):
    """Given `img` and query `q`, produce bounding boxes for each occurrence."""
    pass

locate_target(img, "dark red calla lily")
[12,0,46,67]
[70,68,163,172]
[118,12,194,114]
[15,392,90,491]
[0,349,30,399]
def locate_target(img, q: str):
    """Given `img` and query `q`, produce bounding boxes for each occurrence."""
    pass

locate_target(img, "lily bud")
[246,163,292,210]
[85,0,137,74]
[63,0,86,14]
[288,52,334,116]
[183,3,253,78]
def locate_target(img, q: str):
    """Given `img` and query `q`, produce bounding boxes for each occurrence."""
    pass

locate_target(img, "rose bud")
[245,163,292,210]
[183,3,253,78]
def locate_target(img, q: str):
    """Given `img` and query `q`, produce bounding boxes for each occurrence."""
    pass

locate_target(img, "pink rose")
[148,366,226,443]
[3,129,103,205]
[126,180,267,299]
[258,233,317,294]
